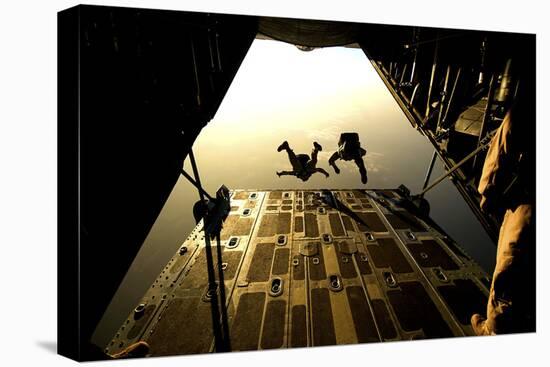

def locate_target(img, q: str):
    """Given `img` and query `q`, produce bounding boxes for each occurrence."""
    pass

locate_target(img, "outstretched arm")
[314,167,330,178]
[277,170,296,177]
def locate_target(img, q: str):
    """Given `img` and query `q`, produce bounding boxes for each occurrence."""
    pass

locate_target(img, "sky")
[185,40,440,191]
[92,39,495,348]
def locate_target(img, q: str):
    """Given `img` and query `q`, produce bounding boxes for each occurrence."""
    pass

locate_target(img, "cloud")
[367,162,381,173]
[306,125,340,142]
[365,151,386,173]
[317,150,336,161]
[367,151,384,158]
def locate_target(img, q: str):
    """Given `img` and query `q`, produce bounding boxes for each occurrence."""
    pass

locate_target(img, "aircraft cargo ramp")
[106,189,490,356]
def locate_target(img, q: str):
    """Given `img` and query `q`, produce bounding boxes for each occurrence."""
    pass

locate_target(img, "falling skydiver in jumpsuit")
[470,92,535,335]
[328,132,368,184]
[276,141,330,181]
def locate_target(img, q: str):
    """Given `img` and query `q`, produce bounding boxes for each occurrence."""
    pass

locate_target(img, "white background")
[0,0,547,365]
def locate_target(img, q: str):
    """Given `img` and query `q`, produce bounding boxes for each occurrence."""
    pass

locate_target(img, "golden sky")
[189,39,432,191]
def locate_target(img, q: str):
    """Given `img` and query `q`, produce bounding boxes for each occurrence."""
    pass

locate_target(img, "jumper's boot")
[277,141,290,152]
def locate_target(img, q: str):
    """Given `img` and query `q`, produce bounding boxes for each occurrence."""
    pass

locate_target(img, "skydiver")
[328,132,368,184]
[276,141,330,181]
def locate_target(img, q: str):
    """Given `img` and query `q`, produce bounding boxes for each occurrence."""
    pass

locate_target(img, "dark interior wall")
[357,24,535,117]
[357,24,535,243]
[58,5,257,360]
[58,6,80,360]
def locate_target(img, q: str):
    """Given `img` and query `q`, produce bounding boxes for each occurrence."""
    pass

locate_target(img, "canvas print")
[58,4,535,361]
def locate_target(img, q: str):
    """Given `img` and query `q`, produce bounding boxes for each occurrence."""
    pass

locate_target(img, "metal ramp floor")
[105,189,490,356]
